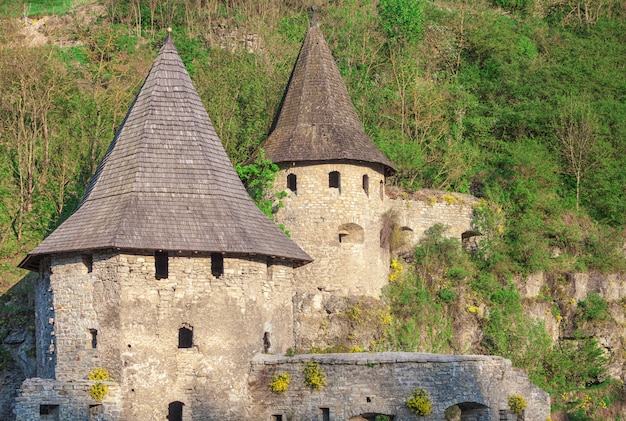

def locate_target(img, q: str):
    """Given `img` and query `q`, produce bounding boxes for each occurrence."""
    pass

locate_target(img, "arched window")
[287,173,297,193]
[168,401,184,421]
[329,171,340,190]
[338,223,364,244]
[362,174,369,196]
[178,325,193,349]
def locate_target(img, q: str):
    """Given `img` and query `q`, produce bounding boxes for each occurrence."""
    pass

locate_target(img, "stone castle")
[12,20,549,421]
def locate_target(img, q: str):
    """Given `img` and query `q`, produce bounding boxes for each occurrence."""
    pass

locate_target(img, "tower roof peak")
[258,20,396,175]
[20,35,311,271]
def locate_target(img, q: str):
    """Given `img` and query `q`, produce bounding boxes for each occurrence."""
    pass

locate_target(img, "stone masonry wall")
[388,192,477,253]
[21,251,298,421]
[105,251,295,420]
[14,378,120,421]
[249,353,550,421]
[275,161,390,297]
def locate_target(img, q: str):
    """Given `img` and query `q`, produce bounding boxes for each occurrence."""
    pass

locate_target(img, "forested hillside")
[0,0,625,419]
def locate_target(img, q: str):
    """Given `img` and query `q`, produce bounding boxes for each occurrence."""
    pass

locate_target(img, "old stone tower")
[258,19,396,298]
[15,34,311,420]
[13,25,550,421]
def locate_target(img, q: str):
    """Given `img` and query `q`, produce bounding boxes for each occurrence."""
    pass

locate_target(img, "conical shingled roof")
[258,21,396,175]
[19,35,311,271]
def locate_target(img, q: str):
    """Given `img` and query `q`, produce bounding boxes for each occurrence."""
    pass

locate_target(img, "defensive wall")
[249,352,550,421]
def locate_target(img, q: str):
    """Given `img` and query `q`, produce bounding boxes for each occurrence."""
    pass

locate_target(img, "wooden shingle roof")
[19,35,312,271]
[258,21,397,175]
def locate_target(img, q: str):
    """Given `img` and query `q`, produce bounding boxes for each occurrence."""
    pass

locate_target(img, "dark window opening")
[321,407,330,421]
[263,332,271,353]
[362,175,369,195]
[329,171,340,190]
[287,174,297,193]
[155,251,168,280]
[89,405,103,420]
[82,254,93,273]
[167,401,184,421]
[40,405,59,420]
[272,415,283,421]
[89,329,98,349]
[211,253,224,278]
[178,326,193,349]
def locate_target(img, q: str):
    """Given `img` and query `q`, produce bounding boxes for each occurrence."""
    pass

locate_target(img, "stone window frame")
[329,171,340,191]
[178,324,193,349]
[338,223,365,244]
[362,174,369,196]
[168,401,184,421]
[155,251,168,280]
[211,253,224,278]
[287,173,297,194]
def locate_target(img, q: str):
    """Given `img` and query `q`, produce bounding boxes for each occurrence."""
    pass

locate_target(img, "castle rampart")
[249,352,550,421]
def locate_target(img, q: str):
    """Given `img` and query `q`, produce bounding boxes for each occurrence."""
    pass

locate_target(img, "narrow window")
[168,401,184,421]
[320,407,330,421]
[362,174,369,195]
[263,332,271,353]
[89,329,98,349]
[82,254,93,273]
[379,180,384,200]
[155,251,168,280]
[287,173,297,193]
[211,253,224,278]
[329,171,340,190]
[272,416,283,421]
[178,325,193,349]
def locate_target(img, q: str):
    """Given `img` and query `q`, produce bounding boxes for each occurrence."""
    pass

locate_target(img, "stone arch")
[461,230,481,252]
[338,223,364,244]
[349,413,394,421]
[443,401,490,421]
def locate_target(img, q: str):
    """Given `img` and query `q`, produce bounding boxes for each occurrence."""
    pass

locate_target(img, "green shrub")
[406,388,432,416]
[302,362,326,391]
[577,292,609,323]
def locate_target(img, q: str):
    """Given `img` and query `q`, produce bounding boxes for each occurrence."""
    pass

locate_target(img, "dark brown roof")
[258,22,396,175]
[19,35,311,271]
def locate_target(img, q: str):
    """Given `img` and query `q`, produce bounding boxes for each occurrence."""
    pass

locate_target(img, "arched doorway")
[349,414,394,421]
[445,402,490,421]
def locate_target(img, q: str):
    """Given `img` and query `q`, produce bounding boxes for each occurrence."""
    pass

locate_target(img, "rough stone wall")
[112,252,296,420]
[274,161,390,297]
[387,192,477,254]
[45,254,102,381]
[19,251,297,421]
[249,353,550,421]
[14,378,120,421]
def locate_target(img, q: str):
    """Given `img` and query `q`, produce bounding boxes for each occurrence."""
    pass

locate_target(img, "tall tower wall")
[275,162,390,297]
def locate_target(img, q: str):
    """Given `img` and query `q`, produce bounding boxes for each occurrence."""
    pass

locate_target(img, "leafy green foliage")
[235,150,287,226]
[377,0,425,45]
